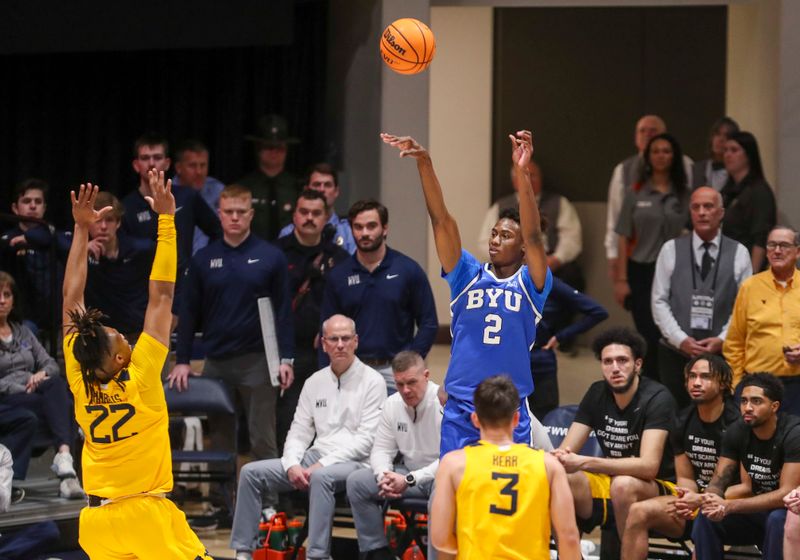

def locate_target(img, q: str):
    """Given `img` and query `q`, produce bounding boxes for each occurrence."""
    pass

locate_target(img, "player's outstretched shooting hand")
[71,183,112,228]
[145,169,176,215]
[509,130,533,169]
[380,133,430,160]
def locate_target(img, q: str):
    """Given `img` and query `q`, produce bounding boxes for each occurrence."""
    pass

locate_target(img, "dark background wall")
[0,0,327,229]
[492,6,727,203]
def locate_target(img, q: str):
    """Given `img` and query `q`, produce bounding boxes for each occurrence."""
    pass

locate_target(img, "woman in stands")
[720,131,776,272]
[0,271,83,499]
[614,133,689,383]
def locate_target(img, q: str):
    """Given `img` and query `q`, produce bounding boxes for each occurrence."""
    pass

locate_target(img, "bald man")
[651,187,751,407]
[605,115,694,280]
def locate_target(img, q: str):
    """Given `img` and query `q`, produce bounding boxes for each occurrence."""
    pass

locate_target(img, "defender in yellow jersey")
[431,375,580,560]
[62,177,211,559]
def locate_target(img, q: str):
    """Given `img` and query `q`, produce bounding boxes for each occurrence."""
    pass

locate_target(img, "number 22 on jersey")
[85,403,138,443]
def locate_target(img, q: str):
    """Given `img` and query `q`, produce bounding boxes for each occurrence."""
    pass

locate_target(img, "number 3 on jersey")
[85,403,138,443]
[483,314,502,345]
[489,472,519,515]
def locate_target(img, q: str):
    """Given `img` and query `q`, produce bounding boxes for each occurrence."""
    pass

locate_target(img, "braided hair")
[65,306,127,400]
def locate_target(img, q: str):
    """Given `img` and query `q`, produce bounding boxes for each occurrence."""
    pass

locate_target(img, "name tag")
[636,201,653,208]
[690,293,714,331]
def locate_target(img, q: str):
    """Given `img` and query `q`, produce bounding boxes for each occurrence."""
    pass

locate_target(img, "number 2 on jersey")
[483,314,502,345]
[489,472,519,516]
[85,403,138,443]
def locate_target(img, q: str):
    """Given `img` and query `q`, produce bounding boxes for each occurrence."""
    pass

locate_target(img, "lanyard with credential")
[689,235,722,291]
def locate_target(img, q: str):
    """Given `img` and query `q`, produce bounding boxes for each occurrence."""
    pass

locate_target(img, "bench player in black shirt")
[621,354,741,559]
[692,372,800,559]
[553,327,676,541]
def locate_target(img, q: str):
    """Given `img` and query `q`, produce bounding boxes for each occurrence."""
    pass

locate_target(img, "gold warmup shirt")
[456,441,550,560]
[65,332,172,499]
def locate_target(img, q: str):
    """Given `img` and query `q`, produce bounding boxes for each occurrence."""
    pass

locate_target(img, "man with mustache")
[320,199,437,394]
[275,190,349,450]
[552,327,677,546]
[691,372,800,559]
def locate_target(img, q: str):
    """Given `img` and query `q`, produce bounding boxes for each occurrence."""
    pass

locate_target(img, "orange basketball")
[380,18,436,75]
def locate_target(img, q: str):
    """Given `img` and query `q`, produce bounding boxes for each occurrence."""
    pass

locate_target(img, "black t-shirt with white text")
[671,398,740,490]
[720,414,800,495]
[575,376,676,480]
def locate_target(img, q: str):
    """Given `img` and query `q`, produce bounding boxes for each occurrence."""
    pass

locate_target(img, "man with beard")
[274,190,349,450]
[620,354,741,559]
[552,327,677,543]
[691,373,800,559]
[320,199,437,393]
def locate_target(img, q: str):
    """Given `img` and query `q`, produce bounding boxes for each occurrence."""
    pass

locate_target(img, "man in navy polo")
[120,134,222,317]
[168,184,294,461]
[320,199,437,393]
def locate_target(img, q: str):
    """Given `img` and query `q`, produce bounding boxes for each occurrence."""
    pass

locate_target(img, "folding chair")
[163,378,237,513]
[385,496,429,558]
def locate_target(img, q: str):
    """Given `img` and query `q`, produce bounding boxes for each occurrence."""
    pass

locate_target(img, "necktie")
[700,242,713,281]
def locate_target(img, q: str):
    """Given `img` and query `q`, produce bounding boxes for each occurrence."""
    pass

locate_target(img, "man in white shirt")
[346,351,442,560]
[651,187,751,407]
[230,314,387,560]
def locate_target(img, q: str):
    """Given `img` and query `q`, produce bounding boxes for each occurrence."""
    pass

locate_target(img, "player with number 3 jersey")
[62,176,211,559]
[382,129,552,455]
[431,376,580,559]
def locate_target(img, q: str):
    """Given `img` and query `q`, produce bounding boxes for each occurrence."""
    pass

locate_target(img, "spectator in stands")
[168,184,294,461]
[0,272,83,499]
[0,179,68,334]
[553,327,676,544]
[320,199,438,393]
[229,314,386,560]
[171,139,226,254]
[652,187,751,408]
[346,351,442,560]
[274,190,349,451]
[279,163,356,254]
[605,115,693,281]
[614,133,689,381]
[238,114,300,240]
[720,131,776,272]
[528,279,608,419]
[620,354,740,560]
[83,192,154,342]
[121,133,222,317]
[477,160,583,290]
[0,405,36,504]
[692,373,800,559]
[724,226,800,412]
[0,443,61,555]
[691,117,740,191]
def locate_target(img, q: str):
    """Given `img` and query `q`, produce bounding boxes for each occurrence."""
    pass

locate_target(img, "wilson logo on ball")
[380,17,436,75]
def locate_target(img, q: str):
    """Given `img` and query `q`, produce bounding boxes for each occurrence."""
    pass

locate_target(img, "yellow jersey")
[65,332,172,499]
[456,441,550,560]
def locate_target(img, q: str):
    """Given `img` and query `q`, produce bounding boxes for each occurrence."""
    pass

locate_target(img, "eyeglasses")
[324,335,354,344]
[766,241,797,251]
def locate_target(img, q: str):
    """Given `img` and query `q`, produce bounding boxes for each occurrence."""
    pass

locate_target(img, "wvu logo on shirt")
[348,274,360,286]
[210,258,223,269]
[136,210,151,223]
[316,398,327,408]
[465,288,522,312]
[397,422,408,433]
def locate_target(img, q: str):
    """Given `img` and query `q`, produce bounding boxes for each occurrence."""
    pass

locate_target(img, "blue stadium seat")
[542,405,603,457]
[163,378,237,513]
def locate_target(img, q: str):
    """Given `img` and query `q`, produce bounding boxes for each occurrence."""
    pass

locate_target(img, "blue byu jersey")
[444,250,552,401]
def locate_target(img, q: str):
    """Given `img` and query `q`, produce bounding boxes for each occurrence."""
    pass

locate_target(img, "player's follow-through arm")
[62,184,112,337]
[142,169,177,347]
[511,130,548,291]
[380,132,461,273]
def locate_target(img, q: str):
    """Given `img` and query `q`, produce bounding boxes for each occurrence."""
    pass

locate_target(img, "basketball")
[380,18,436,75]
